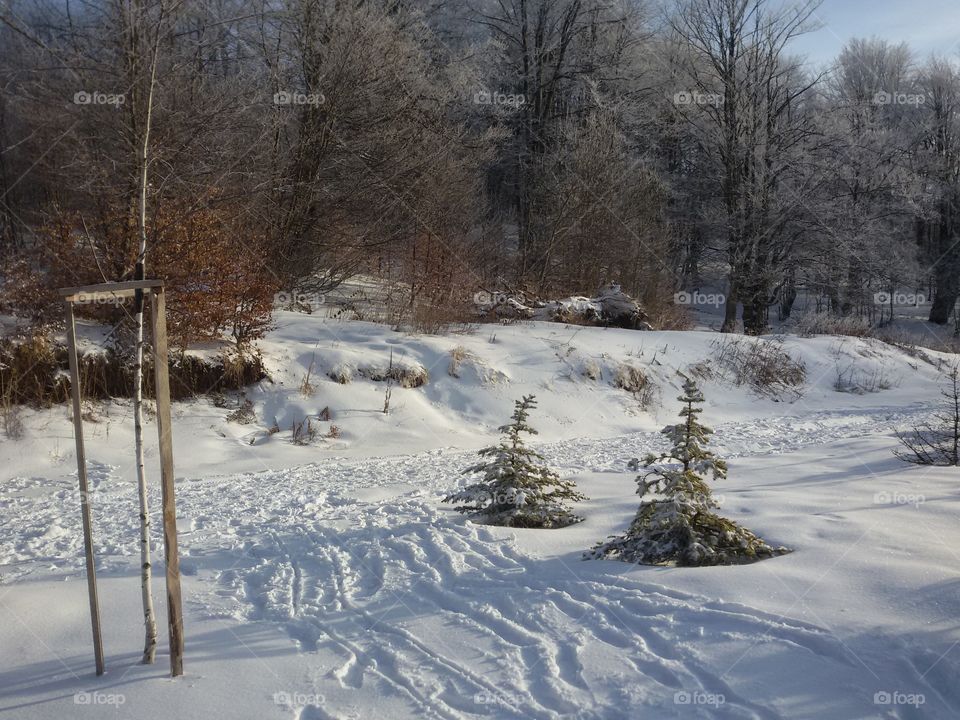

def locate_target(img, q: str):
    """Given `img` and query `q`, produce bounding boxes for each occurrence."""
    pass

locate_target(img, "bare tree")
[805,38,920,322]
[915,58,960,326]
[123,0,174,665]
[896,365,960,466]
[667,0,823,334]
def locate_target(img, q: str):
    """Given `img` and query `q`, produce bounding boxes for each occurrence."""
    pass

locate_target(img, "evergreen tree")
[586,379,788,566]
[443,395,586,528]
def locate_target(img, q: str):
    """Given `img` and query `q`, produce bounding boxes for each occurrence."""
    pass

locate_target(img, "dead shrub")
[291,417,317,445]
[408,301,476,335]
[226,394,256,424]
[300,358,318,396]
[710,336,806,399]
[0,334,64,407]
[3,201,277,352]
[1,400,24,439]
[614,363,656,408]
[794,312,872,338]
[328,363,353,384]
[448,346,471,378]
[358,362,428,388]
[614,363,647,393]
[833,363,896,394]
[0,334,268,407]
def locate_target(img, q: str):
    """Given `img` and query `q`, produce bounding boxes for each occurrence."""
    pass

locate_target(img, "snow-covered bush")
[326,355,427,388]
[613,363,646,393]
[443,395,586,528]
[586,379,789,566]
[581,358,601,381]
[358,361,428,388]
[328,363,353,384]
[448,346,471,378]
[613,362,657,409]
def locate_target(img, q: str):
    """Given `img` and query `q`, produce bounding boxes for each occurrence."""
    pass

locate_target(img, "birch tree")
[122,0,172,664]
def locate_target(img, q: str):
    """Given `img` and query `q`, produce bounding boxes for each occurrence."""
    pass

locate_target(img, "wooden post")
[150,287,184,677]
[65,302,105,676]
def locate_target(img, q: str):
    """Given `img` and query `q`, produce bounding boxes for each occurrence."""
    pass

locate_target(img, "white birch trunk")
[134,282,157,663]
[133,1,162,664]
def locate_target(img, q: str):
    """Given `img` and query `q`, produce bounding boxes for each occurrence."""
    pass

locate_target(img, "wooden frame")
[61,280,184,678]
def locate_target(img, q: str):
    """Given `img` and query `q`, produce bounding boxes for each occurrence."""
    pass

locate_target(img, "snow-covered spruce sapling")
[443,395,585,528]
[586,379,788,566]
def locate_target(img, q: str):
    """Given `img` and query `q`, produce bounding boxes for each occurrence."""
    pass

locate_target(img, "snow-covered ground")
[2,315,959,718]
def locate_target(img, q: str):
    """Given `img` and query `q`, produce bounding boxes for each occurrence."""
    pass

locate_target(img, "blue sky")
[791,0,960,67]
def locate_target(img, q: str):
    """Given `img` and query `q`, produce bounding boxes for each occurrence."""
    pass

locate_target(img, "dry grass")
[833,363,897,394]
[291,417,317,445]
[1,399,24,439]
[0,334,268,407]
[327,363,353,384]
[614,363,657,409]
[300,358,318,396]
[448,345,471,378]
[358,362,428,388]
[710,336,806,399]
[225,394,256,424]
[794,312,873,338]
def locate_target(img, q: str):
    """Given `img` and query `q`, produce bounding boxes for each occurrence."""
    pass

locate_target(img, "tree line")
[1,0,959,339]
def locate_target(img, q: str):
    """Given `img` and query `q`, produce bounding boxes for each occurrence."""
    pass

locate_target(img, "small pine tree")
[443,395,586,528]
[895,365,960,466]
[586,378,788,566]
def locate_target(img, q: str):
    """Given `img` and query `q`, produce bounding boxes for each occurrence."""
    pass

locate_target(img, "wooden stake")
[65,302,105,676]
[150,287,184,677]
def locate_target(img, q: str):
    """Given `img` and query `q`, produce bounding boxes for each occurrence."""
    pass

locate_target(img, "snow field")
[2,316,960,718]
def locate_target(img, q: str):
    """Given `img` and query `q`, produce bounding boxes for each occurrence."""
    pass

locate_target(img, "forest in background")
[1,0,959,347]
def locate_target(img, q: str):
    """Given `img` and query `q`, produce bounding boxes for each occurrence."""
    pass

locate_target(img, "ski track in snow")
[0,405,948,718]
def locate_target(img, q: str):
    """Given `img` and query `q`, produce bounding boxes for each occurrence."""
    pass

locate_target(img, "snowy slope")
[2,315,959,719]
